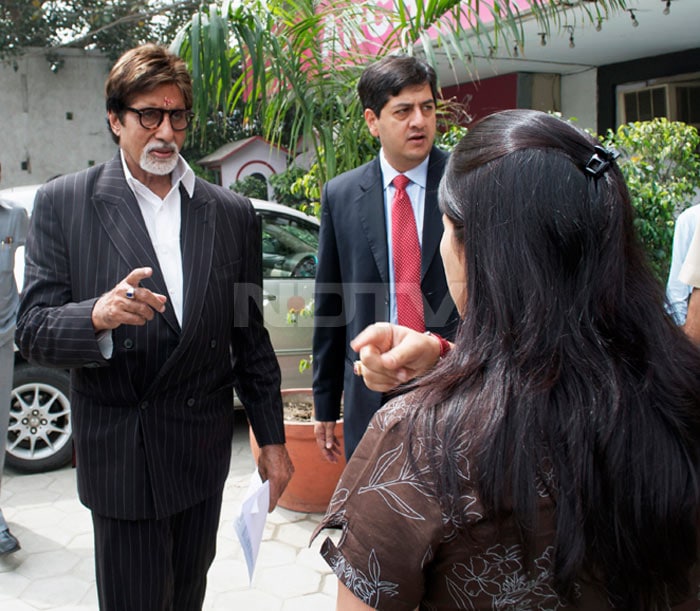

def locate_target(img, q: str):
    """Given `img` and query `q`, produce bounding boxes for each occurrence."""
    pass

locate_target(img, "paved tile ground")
[0,416,339,610]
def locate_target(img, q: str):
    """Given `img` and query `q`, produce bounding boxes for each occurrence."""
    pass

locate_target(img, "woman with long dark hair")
[313,109,700,610]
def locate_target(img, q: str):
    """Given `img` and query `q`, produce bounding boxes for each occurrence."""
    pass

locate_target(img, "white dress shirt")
[122,150,195,326]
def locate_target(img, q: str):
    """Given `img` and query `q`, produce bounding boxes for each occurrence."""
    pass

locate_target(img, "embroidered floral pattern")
[446,544,567,610]
[324,542,399,607]
[313,395,622,610]
[357,441,433,520]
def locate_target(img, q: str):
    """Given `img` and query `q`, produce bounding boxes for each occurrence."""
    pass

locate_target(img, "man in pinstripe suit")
[15,44,293,610]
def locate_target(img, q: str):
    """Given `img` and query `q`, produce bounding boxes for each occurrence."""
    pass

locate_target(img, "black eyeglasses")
[124,107,194,131]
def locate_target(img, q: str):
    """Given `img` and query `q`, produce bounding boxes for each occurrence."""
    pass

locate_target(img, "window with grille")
[617,76,700,128]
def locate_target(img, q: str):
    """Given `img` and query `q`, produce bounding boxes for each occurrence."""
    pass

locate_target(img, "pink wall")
[351,1,533,56]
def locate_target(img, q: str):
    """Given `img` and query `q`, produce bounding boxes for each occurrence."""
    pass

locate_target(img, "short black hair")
[357,54,438,118]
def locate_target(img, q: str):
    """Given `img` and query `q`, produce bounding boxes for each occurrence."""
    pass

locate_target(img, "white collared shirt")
[380,150,430,325]
[121,150,195,326]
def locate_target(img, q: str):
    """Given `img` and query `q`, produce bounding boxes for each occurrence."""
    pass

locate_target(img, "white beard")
[139,142,179,176]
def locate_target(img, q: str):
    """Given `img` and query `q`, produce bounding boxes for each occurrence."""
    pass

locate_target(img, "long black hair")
[415,109,700,608]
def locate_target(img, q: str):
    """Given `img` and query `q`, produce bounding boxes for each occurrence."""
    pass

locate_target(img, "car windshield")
[261,213,318,278]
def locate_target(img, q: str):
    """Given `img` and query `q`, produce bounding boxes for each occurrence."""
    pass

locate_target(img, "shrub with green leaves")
[230,174,268,200]
[600,118,700,282]
[269,168,310,210]
[437,124,468,151]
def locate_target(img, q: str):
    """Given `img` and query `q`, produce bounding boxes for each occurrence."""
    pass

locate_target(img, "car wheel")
[6,363,73,473]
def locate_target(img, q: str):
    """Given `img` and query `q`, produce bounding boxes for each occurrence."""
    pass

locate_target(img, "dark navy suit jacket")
[312,147,458,457]
[16,154,284,520]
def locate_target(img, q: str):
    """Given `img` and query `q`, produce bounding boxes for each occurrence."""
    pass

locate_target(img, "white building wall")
[560,68,598,133]
[0,48,116,188]
[220,140,288,194]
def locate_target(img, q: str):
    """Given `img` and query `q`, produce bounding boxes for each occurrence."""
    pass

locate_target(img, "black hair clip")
[584,145,620,178]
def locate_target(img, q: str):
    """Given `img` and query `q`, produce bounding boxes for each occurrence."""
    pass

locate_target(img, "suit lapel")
[91,155,180,333]
[357,150,446,286]
[357,159,390,284]
[143,181,216,394]
[179,182,215,338]
[421,148,448,282]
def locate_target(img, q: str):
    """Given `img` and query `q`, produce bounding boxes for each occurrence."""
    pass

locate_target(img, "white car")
[0,183,318,473]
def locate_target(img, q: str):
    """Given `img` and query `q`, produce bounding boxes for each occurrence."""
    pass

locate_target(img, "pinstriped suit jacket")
[15,154,284,520]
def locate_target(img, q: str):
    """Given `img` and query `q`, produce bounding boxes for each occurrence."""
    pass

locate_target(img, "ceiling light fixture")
[539,32,547,46]
[595,18,603,32]
[566,25,575,48]
[628,9,639,26]
[663,0,671,15]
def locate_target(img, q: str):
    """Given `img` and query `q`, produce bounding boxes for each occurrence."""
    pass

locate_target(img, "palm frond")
[174,0,630,187]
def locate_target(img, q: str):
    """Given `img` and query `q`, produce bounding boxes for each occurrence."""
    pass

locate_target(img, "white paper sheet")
[234,470,270,584]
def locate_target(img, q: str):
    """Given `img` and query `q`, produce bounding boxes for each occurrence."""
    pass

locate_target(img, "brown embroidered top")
[312,395,700,610]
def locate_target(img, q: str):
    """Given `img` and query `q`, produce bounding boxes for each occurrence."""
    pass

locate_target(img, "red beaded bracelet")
[425,331,451,358]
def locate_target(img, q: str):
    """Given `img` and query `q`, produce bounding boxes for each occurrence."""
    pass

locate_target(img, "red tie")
[391,174,425,332]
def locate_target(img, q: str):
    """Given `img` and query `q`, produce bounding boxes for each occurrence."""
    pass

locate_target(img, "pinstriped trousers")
[91,489,224,611]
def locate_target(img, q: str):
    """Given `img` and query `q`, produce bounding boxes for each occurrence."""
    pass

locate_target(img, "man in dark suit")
[15,44,293,611]
[312,55,458,461]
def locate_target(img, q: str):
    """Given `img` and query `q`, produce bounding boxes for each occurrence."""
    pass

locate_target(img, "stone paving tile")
[321,572,339,596]
[18,575,93,609]
[0,568,31,599]
[0,599,37,611]
[13,549,82,581]
[297,544,334,573]
[78,584,99,608]
[254,562,324,599]
[275,517,321,548]
[282,591,337,611]
[205,587,282,610]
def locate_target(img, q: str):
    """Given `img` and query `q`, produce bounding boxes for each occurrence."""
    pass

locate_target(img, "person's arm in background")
[666,205,699,325]
[683,288,700,346]
[312,182,345,463]
[679,216,700,347]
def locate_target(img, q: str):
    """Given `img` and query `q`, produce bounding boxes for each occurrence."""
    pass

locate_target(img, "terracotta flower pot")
[249,388,346,513]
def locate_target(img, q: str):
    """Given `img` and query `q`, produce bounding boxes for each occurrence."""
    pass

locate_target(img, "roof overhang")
[429,0,698,87]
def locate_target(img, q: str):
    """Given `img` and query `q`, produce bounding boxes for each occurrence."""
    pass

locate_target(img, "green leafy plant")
[230,174,267,199]
[0,0,199,61]
[173,0,628,194]
[600,118,700,281]
[437,124,469,151]
[269,167,313,212]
